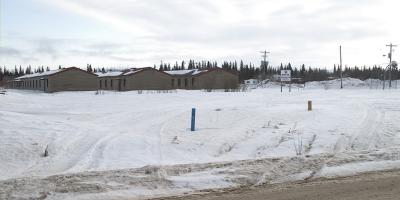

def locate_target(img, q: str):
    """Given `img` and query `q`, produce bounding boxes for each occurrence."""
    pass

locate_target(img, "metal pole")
[386,43,397,88]
[260,51,270,79]
[191,108,196,131]
[383,67,386,90]
[340,45,343,89]
[389,44,392,88]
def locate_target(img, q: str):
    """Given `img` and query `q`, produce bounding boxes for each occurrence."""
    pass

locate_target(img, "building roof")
[164,69,209,76]
[96,68,146,78]
[16,69,64,79]
[15,67,96,80]
[96,71,124,77]
[164,68,238,77]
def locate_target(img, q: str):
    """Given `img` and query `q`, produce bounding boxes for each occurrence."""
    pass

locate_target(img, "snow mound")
[255,78,398,90]
[305,78,367,89]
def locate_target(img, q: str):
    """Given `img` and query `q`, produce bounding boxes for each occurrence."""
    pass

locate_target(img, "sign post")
[280,70,292,92]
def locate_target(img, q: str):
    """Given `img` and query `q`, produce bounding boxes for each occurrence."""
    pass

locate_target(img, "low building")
[7,67,98,93]
[165,68,239,90]
[97,67,172,91]
[244,79,259,89]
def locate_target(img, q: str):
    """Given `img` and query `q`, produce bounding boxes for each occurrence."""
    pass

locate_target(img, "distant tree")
[181,60,186,70]
[86,64,93,73]
[25,65,32,74]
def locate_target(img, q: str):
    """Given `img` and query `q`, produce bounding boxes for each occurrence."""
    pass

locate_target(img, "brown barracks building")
[7,67,98,93]
[8,67,239,92]
[97,67,172,91]
[165,68,239,90]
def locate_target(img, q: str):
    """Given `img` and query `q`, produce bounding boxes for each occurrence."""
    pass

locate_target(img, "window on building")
[46,79,49,88]
[184,78,188,87]
[192,77,195,86]
[123,79,126,88]
[178,79,181,87]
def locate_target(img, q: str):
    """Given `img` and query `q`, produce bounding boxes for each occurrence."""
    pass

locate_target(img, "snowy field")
[1,80,400,199]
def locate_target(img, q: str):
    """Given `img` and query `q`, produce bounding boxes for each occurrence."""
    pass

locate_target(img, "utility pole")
[386,43,397,88]
[340,46,343,89]
[260,51,270,79]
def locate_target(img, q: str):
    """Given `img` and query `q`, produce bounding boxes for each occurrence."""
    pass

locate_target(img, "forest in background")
[1,60,398,86]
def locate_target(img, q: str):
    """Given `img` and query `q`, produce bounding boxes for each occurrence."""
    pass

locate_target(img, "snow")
[16,69,63,79]
[96,71,124,77]
[1,79,400,199]
[164,69,208,76]
[96,68,145,77]
[123,69,143,75]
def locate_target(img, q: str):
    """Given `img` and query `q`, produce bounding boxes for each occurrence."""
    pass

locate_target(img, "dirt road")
[159,170,400,200]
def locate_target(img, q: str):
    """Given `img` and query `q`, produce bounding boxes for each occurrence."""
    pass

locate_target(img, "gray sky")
[1,0,399,69]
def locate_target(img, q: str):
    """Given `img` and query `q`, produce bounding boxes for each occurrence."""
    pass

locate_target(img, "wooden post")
[308,101,312,111]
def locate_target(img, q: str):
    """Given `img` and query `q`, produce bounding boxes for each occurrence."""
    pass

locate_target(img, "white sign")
[280,70,291,82]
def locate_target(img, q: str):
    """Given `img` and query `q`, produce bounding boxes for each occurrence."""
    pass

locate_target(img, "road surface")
[159,170,400,200]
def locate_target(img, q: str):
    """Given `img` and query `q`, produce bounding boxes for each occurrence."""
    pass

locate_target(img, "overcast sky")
[1,0,399,69]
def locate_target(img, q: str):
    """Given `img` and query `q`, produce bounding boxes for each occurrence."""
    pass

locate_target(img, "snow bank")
[256,78,400,90]
[305,78,367,89]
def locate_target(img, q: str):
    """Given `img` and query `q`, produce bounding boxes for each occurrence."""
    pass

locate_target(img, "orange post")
[308,101,312,111]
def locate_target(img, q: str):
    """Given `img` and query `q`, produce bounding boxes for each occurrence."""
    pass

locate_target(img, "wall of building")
[170,69,239,90]
[98,77,120,91]
[48,69,98,92]
[124,70,172,91]
[194,70,238,89]
[9,78,46,91]
[170,76,194,89]
[8,68,238,92]
[98,69,172,91]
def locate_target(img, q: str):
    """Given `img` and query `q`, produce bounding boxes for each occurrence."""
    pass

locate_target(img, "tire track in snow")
[305,101,384,180]
[86,133,122,170]
[347,105,385,151]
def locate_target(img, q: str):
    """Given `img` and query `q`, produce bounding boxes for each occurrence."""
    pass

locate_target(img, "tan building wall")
[170,69,239,90]
[98,68,173,91]
[98,77,118,91]
[124,69,172,91]
[193,69,239,89]
[8,67,98,93]
[47,69,98,92]
[9,78,46,91]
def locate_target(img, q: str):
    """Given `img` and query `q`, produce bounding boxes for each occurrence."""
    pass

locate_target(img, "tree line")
[1,61,399,85]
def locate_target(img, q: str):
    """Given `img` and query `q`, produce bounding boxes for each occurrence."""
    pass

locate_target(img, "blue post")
[191,108,196,131]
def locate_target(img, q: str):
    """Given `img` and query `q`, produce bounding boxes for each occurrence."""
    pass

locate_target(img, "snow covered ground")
[1,80,400,199]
